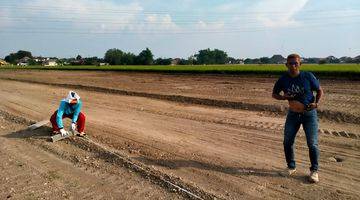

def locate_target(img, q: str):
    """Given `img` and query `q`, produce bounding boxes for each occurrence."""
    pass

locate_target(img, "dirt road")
[0,71,359,199]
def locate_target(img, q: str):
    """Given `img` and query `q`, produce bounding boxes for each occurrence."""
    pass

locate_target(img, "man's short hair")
[287,54,301,61]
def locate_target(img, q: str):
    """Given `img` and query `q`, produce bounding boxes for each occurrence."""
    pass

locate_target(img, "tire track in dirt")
[0,118,188,199]
[323,94,360,114]
[0,109,312,200]
[2,77,358,189]
[326,94,360,101]
[2,77,359,125]
[93,123,304,199]
[325,88,360,96]
[0,109,220,200]
[143,107,360,174]
[104,132,308,200]
[86,108,360,197]
[136,108,360,140]
[1,85,359,199]
[114,105,360,180]
[132,107,360,172]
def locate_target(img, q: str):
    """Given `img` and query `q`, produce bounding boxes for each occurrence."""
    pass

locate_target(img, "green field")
[1,64,359,77]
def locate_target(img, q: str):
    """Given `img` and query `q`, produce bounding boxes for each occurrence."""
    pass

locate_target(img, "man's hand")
[60,128,68,137]
[70,123,77,131]
[308,103,318,109]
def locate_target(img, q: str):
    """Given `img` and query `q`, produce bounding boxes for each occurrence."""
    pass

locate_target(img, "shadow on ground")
[135,157,310,183]
[3,126,52,141]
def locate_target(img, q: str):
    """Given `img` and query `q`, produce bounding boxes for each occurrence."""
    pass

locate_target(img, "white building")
[98,62,109,66]
[16,57,30,66]
[43,60,58,66]
[17,62,28,66]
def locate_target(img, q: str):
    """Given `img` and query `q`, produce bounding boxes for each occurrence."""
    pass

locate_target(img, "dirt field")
[0,70,359,200]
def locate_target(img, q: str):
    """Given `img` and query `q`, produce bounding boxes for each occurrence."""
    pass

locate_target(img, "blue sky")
[0,0,359,59]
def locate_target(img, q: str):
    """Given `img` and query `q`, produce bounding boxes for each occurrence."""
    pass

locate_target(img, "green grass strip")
[1,64,359,77]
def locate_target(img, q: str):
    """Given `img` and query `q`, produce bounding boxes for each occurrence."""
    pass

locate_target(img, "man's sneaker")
[287,168,297,176]
[309,171,319,183]
[281,168,296,176]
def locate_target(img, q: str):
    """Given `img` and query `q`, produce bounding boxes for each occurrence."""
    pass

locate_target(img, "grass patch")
[1,64,359,77]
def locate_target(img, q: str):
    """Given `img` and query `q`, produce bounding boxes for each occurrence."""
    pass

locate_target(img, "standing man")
[50,91,86,137]
[272,54,323,183]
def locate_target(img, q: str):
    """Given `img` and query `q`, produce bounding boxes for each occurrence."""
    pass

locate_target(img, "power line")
[2,14,359,25]
[0,21,358,35]
[2,19,358,30]
[0,4,359,16]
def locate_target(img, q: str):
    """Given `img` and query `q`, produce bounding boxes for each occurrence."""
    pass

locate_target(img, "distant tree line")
[3,49,360,66]
[104,48,154,65]
[5,50,33,63]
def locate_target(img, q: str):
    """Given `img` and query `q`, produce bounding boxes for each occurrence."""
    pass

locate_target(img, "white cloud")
[196,20,225,31]
[251,0,309,28]
[143,14,179,32]
[0,8,12,28]
[7,0,179,33]
[24,0,142,32]
[190,0,309,32]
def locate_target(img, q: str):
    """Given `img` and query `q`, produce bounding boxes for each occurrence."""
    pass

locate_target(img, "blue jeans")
[284,109,319,171]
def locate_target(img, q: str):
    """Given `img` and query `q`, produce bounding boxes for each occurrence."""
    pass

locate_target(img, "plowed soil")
[0,70,359,200]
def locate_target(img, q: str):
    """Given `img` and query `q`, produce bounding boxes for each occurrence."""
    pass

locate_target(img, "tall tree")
[136,48,154,65]
[4,50,32,64]
[104,48,124,65]
[17,50,33,59]
[195,48,228,64]
[84,57,100,65]
[121,52,136,65]
[154,58,172,65]
[260,57,270,64]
